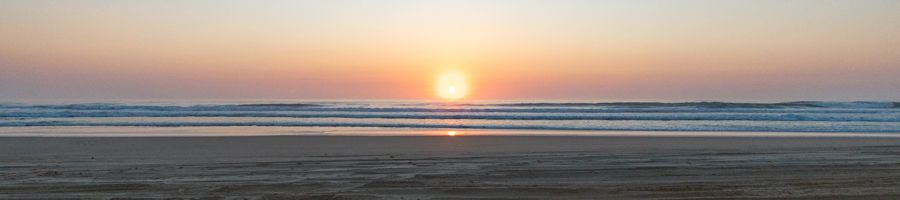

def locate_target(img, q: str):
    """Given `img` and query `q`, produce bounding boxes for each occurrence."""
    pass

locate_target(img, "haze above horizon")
[1,0,899,101]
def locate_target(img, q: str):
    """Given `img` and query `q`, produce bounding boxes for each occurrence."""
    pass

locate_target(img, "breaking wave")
[1,101,898,133]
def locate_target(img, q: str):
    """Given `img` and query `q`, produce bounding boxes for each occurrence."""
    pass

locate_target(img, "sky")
[1,0,899,101]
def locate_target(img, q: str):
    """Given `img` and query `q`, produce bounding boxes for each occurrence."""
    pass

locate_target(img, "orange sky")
[1,0,899,101]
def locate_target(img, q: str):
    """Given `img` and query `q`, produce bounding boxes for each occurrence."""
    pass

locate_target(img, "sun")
[436,71,469,100]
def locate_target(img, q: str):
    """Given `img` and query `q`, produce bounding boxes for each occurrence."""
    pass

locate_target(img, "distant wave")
[2,111,899,122]
[2,121,899,133]
[1,102,897,114]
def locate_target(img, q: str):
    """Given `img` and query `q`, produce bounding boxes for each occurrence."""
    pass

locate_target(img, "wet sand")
[2,135,900,199]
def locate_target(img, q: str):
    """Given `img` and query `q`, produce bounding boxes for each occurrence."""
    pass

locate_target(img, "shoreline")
[3,126,900,138]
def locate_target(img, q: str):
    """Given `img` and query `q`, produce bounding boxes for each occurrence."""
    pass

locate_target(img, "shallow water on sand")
[2,127,900,138]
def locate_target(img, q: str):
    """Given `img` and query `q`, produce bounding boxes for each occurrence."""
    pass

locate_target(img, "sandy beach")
[4,0,899,198]
[3,134,900,199]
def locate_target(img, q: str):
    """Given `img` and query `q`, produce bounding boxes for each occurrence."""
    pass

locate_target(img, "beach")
[4,0,900,198]
[3,133,900,199]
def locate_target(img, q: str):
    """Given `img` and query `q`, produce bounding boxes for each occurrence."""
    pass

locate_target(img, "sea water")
[1,100,898,136]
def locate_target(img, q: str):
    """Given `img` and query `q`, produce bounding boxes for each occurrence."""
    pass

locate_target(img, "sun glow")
[436,71,469,100]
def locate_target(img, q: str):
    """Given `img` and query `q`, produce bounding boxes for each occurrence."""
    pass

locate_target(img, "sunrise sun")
[436,71,469,100]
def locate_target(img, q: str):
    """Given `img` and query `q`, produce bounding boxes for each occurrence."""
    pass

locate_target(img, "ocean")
[1,100,899,137]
